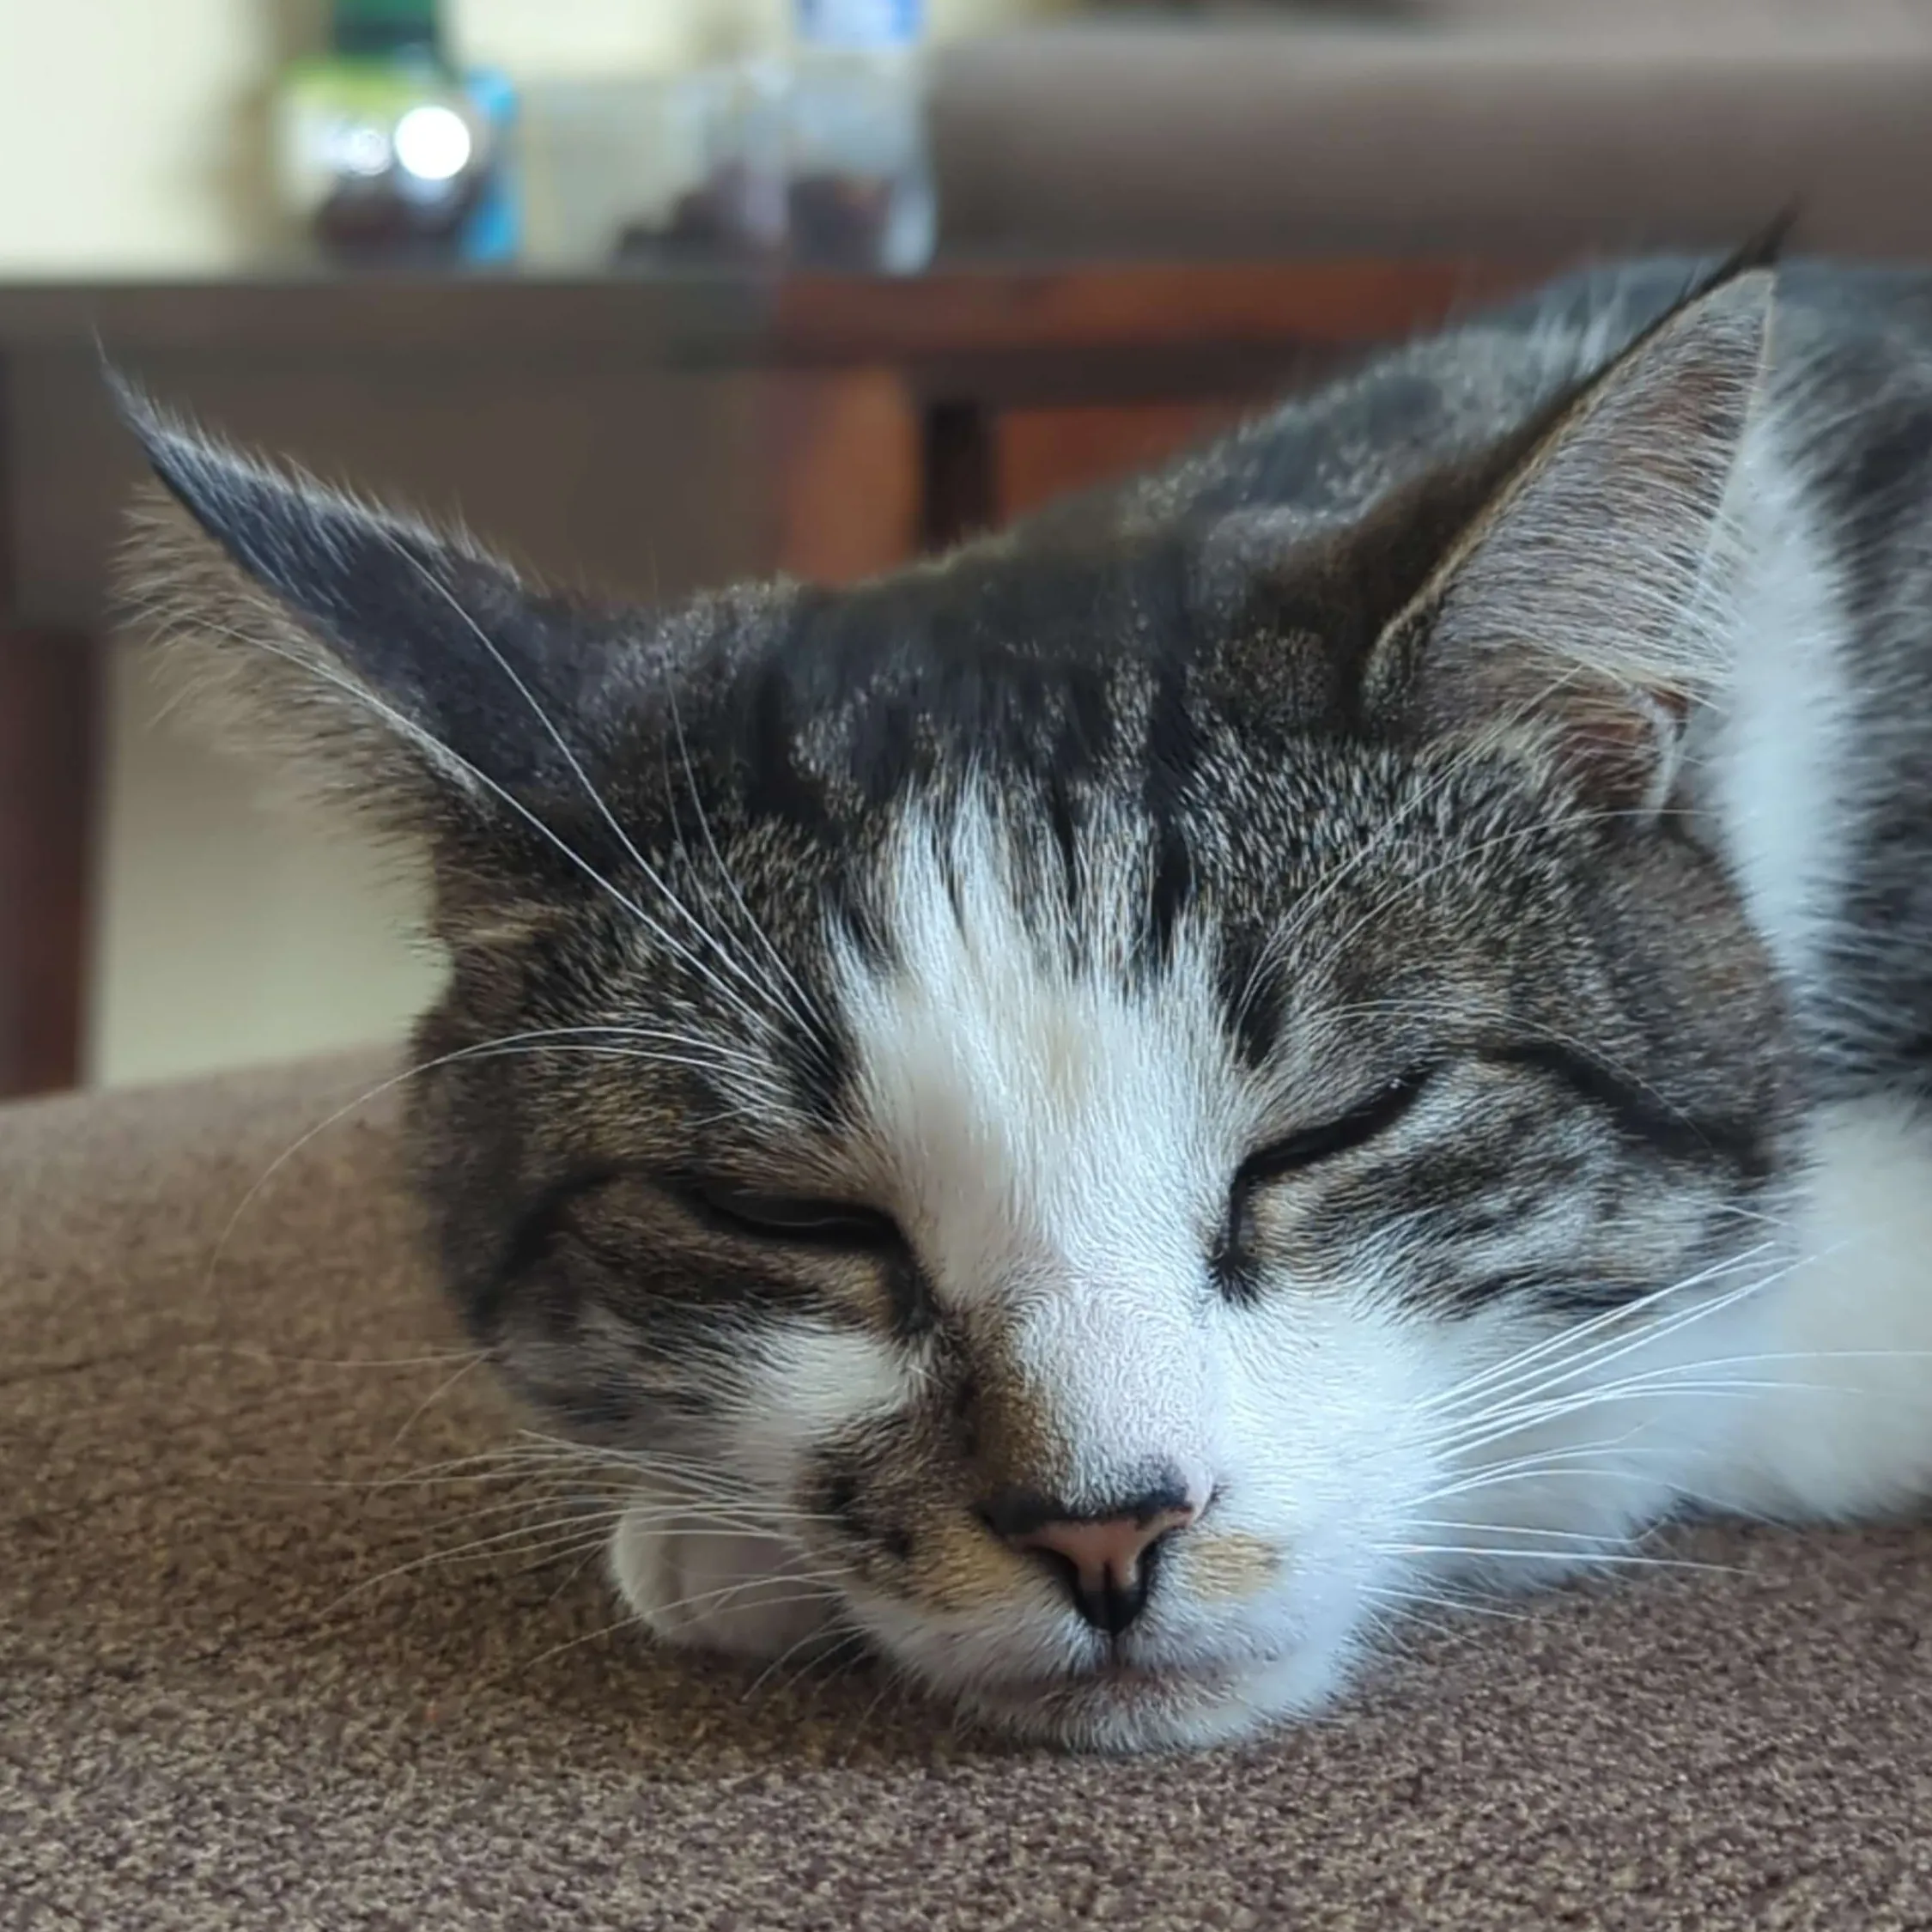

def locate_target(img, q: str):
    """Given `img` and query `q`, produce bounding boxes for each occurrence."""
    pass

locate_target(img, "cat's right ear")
[113,379,613,848]
[1363,263,1774,814]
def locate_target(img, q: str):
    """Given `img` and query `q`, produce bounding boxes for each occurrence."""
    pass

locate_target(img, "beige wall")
[90,643,445,1087]
[0,0,287,273]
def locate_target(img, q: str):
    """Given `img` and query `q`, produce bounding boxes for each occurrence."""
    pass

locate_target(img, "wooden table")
[0,258,1538,1096]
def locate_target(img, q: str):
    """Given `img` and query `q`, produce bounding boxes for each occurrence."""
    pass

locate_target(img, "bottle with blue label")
[272,0,519,267]
[781,0,936,273]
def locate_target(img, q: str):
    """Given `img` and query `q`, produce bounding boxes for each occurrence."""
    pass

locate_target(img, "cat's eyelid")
[1237,1066,1435,1184]
[683,1177,908,1251]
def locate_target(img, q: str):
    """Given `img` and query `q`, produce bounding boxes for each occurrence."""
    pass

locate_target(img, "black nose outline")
[978,1479,1194,1545]
[979,1479,1197,1636]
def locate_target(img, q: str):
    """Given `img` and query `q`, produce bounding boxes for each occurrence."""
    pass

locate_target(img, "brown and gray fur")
[116,251,1932,1751]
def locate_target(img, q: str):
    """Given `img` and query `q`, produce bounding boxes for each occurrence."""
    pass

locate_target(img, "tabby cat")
[120,248,1932,1751]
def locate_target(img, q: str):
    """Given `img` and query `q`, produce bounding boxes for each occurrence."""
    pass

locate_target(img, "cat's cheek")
[606,1512,839,1662]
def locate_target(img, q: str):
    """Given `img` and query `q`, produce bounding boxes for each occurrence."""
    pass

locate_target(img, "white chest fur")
[1686,405,1932,1522]
[1692,1094,1932,1521]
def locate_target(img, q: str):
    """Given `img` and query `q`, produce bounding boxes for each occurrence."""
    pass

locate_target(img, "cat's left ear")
[1367,264,1775,813]
[110,375,620,851]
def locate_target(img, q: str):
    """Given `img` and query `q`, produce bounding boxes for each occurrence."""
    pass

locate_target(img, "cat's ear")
[113,380,609,847]
[1366,264,1774,812]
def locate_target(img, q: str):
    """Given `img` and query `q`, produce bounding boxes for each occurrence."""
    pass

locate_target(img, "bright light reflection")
[393,105,472,183]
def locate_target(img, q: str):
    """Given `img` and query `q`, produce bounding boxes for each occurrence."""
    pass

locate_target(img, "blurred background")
[3,0,1929,1096]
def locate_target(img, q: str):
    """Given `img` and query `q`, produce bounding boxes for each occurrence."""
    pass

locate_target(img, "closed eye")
[687,1181,908,1253]
[1215,1068,1436,1302]
[1235,1068,1434,1189]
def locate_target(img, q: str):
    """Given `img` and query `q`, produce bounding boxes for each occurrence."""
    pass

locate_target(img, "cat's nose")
[983,1486,1200,1635]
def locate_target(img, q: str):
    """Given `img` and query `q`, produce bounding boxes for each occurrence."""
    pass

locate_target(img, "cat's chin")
[949,1644,1351,1753]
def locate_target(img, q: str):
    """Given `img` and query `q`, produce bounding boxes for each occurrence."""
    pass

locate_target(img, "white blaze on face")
[830,793,1248,1501]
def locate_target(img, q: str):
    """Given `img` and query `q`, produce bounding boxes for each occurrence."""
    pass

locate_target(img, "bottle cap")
[797,0,923,49]
[331,0,443,61]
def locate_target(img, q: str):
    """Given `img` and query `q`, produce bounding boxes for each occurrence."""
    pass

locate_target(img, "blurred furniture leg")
[771,369,921,585]
[0,627,94,1096]
[991,398,1263,524]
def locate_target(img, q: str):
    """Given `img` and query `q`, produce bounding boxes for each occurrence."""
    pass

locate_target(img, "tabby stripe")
[1485,1040,1771,1178]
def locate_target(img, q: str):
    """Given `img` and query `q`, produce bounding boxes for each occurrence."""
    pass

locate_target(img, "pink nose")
[999,1498,1200,1634]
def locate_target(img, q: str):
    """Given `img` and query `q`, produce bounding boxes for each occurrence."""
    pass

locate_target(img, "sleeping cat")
[118,248,1932,1752]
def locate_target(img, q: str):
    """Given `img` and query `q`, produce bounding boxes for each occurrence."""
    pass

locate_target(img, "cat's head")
[119,264,1795,1750]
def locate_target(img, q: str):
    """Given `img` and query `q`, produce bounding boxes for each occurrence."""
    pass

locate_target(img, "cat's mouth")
[954,1649,1267,1750]
[980,1650,1246,1708]
[1088,1656,1237,1691]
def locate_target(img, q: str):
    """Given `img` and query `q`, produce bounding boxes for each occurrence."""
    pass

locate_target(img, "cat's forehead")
[829,793,1250,1283]
[678,530,1347,830]
[605,711,1560,1090]
[639,766,1518,1165]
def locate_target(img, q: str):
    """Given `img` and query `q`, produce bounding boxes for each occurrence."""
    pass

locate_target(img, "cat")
[117,245,1932,1753]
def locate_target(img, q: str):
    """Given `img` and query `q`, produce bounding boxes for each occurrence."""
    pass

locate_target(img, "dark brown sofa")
[933,17,1932,260]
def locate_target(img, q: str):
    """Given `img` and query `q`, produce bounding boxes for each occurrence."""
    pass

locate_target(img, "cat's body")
[122,252,1932,1752]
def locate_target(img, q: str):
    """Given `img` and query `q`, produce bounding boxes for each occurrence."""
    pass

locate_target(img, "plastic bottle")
[781,0,937,273]
[274,0,516,266]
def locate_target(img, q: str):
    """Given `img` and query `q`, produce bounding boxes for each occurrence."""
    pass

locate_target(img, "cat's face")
[118,265,1795,1749]
[407,717,1784,1751]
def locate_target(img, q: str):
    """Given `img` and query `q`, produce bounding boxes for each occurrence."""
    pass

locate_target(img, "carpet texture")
[4,1055,1931,1929]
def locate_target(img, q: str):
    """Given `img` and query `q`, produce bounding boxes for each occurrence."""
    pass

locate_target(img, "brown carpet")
[3,1055,1931,1929]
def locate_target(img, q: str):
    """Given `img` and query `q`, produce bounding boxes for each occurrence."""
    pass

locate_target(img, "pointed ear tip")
[102,370,213,486]
[1728,205,1799,273]
[1701,261,1777,303]
[102,366,159,441]
[1676,263,1777,349]
[100,361,169,432]
[104,380,291,541]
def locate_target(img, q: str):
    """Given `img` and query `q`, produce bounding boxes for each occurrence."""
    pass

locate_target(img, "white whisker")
[1386,1543,1743,1578]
